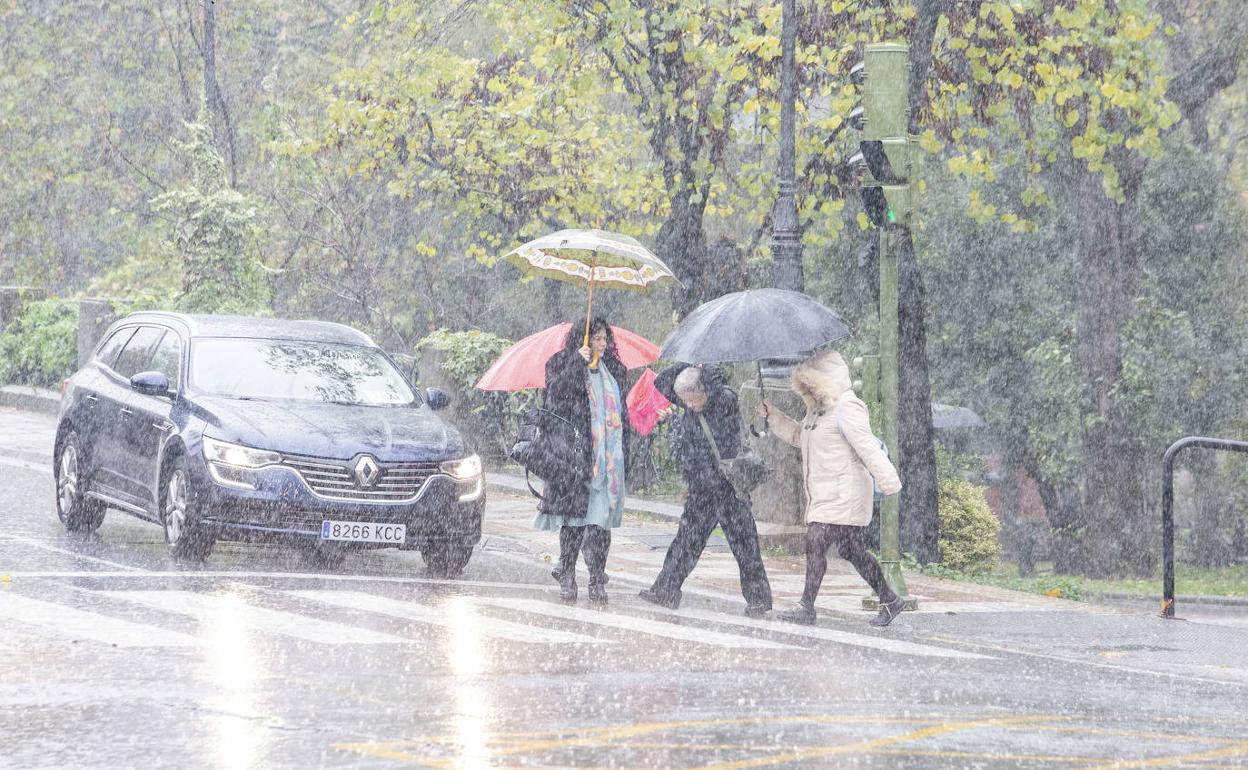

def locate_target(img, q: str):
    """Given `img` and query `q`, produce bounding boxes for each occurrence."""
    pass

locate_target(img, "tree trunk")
[543,279,563,326]
[1075,170,1153,577]
[200,0,236,187]
[1188,451,1233,566]
[896,234,940,563]
[658,192,711,319]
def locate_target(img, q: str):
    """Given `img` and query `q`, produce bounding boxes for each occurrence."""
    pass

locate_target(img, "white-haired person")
[638,363,772,617]
[761,350,904,627]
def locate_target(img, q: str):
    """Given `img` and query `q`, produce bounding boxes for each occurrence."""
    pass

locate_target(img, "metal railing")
[1160,436,1248,618]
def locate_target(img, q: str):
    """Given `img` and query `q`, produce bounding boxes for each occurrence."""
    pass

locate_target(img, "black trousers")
[801,522,897,607]
[559,525,611,586]
[650,487,772,608]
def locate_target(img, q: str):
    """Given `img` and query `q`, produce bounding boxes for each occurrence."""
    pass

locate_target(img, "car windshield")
[190,338,417,406]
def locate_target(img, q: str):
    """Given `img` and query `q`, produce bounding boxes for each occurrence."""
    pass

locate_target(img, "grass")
[913,559,1248,601]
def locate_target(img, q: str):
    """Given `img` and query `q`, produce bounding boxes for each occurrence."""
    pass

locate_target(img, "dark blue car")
[53,312,484,574]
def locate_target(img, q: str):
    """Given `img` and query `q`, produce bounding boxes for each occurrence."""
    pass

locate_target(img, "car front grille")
[281,455,442,502]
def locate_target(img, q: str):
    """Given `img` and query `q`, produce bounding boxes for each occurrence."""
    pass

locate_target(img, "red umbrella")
[475,323,661,392]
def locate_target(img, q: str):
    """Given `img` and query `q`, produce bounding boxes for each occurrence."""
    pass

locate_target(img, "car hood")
[191,396,466,461]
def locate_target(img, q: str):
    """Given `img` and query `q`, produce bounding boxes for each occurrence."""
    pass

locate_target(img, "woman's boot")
[557,526,583,603]
[583,526,611,605]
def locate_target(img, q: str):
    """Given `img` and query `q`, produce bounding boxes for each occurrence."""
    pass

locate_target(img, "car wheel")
[55,433,106,533]
[300,542,347,571]
[162,455,214,561]
[421,542,473,578]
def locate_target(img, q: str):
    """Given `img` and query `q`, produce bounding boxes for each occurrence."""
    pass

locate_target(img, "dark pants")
[559,525,611,586]
[801,522,897,607]
[650,487,772,609]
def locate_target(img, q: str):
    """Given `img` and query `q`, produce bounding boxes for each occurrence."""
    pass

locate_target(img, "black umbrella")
[660,289,852,434]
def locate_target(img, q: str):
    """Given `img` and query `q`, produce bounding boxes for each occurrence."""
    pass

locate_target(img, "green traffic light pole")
[858,41,916,611]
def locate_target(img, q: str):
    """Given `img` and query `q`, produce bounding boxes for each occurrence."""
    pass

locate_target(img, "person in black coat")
[638,362,772,616]
[534,318,630,604]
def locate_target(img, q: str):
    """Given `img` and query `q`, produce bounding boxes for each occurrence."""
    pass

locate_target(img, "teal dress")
[534,365,626,530]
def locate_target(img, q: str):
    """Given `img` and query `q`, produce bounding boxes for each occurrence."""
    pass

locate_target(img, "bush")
[415,329,513,393]
[0,299,80,388]
[937,478,1003,574]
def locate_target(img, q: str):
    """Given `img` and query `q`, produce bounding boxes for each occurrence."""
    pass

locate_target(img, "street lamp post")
[771,0,804,293]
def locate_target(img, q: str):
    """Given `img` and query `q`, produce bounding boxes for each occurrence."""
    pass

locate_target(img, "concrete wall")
[77,299,118,369]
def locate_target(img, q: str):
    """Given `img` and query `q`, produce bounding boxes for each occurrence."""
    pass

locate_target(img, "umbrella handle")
[752,361,769,438]
[584,251,598,368]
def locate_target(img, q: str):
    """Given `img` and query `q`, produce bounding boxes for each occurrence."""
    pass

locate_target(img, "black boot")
[583,526,611,605]
[557,526,584,604]
[638,587,681,610]
[777,602,816,625]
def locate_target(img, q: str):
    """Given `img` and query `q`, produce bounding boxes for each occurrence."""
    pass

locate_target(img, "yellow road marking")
[1071,741,1248,770]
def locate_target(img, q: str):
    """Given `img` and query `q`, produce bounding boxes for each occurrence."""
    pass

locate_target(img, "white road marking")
[100,590,410,645]
[475,598,801,650]
[670,608,994,660]
[287,590,610,645]
[0,593,201,647]
[0,570,560,592]
[0,534,146,572]
[816,595,1071,614]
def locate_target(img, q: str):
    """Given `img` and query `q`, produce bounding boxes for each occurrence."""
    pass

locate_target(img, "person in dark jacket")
[638,363,772,617]
[534,318,630,604]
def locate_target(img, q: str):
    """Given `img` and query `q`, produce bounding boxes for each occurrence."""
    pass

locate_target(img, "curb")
[1086,590,1248,609]
[0,385,60,416]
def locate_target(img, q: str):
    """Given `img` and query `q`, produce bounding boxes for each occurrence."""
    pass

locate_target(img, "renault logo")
[353,455,381,487]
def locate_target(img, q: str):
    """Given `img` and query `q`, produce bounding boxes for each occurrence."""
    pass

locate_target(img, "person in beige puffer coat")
[761,350,905,627]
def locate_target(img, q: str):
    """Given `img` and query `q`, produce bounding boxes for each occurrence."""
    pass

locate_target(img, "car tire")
[300,542,347,571]
[55,432,105,533]
[421,542,473,579]
[161,455,214,561]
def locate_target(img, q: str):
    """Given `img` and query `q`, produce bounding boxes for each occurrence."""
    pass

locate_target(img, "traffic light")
[849,43,915,227]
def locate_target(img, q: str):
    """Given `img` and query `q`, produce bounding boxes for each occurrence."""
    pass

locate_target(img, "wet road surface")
[2,448,1248,768]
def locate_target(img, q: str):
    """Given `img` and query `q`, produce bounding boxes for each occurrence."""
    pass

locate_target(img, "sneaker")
[744,604,770,619]
[869,597,905,628]
[588,583,608,605]
[776,604,816,625]
[637,588,680,610]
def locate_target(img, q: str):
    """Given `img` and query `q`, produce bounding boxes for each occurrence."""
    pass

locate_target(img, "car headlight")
[440,454,482,480]
[202,436,281,469]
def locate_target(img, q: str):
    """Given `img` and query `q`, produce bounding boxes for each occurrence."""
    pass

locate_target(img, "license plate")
[320,520,406,544]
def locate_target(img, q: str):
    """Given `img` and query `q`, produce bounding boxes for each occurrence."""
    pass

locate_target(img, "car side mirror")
[131,371,172,398]
[425,387,451,411]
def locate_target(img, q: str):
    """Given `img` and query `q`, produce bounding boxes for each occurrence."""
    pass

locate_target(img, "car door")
[124,329,182,508]
[72,326,136,483]
[96,325,165,504]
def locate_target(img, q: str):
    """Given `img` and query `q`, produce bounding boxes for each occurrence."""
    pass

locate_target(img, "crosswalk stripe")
[475,598,801,650]
[0,593,201,647]
[286,590,610,645]
[100,590,409,645]
[671,608,994,660]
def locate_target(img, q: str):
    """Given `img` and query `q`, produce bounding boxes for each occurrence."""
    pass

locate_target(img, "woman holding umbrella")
[535,318,630,605]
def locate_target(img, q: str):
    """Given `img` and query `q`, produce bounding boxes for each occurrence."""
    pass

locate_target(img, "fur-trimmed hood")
[791,350,853,410]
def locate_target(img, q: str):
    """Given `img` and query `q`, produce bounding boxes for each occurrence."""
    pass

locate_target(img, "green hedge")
[937,478,1003,574]
[0,299,80,388]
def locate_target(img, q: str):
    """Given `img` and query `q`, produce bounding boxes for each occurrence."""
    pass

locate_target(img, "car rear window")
[190,338,416,406]
[95,327,136,369]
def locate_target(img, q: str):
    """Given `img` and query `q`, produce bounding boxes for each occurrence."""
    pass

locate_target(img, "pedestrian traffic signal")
[849,43,915,227]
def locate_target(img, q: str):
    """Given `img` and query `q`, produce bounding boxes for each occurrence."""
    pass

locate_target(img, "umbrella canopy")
[504,229,680,292]
[625,368,673,436]
[932,403,986,430]
[475,323,661,392]
[660,288,852,364]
